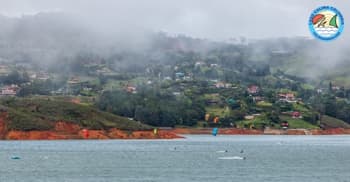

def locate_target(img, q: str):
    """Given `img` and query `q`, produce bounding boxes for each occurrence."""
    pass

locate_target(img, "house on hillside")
[172,92,181,96]
[0,65,10,76]
[36,72,50,80]
[96,67,112,75]
[215,82,225,88]
[252,96,264,102]
[278,93,296,103]
[195,61,205,67]
[1,84,19,96]
[244,115,255,120]
[281,111,303,119]
[280,121,289,129]
[247,85,259,94]
[183,76,192,81]
[316,88,323,94]
[67,77,90,94]
[225,83,232,88]
[292,111,302,118]
[332,86,340,91]
[164,76,172,81]
[71,98,81,104]
[68,77,81,84]
[215,82,232,89]
[126,85,137,94]
[175,72,185,78]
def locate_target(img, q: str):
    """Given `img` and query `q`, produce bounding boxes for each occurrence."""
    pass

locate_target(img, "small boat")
[11,156,21,160]
[216,150,228,153]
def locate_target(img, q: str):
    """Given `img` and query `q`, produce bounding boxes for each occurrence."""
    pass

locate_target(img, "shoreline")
[2,126,350,140]
[3,129,183,140]
[0,121,182,140]
[171,128,350,136]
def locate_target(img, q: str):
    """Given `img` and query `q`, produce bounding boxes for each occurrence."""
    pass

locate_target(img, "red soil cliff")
[1,111,350,140]
[0,114,182,140]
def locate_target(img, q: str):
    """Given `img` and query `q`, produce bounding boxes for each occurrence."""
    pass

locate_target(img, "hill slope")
[0,98,150,131]
[321,115,350,129]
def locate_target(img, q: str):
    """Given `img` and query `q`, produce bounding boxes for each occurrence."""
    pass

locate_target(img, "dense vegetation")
[97,88,205,127]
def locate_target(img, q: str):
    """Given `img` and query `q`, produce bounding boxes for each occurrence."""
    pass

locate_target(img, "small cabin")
[195,61,205,67]
[67,77,80,84]
[247,85,259,94]
[252,96,263,102]
[292,111,302,118]
[37,72,50,80]
[126,86,137,94]
[175,72,185,78]
[244,115,255,120]
[1,85,19,96]
[215,82,225,88]
[210,63,218,67]
[280,121,289,129]
[278,93,296,102]
[213,117,219,123]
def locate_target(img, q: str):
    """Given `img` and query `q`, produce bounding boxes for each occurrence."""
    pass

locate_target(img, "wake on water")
[216,150,228,153]
[218,156,245,160]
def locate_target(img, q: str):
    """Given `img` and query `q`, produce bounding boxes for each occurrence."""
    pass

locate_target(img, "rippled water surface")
[1,135,350,182]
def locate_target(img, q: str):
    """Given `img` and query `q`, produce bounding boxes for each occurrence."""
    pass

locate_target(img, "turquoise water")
[1,135,350,182]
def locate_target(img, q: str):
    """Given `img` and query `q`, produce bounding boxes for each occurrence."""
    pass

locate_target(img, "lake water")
[1,135,350,182]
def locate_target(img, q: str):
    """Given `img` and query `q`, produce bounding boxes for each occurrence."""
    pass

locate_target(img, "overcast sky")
[0,0,348,40]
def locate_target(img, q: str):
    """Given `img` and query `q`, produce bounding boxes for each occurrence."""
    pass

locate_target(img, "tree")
[1,70,29,85]
[324,96,337,117]
[96,89,205,127]
[266,111,280,123]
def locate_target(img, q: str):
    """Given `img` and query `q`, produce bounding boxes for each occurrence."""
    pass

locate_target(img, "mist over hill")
[0,12,349,80]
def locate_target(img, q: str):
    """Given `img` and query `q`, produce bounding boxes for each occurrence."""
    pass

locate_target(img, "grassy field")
[292,103,309,112]
[320,115,350,129]
[301,84,314,90]
[236,117,269,130]
[280,115,319,129]
[256,101,273,107]
[32,95,95,106]
[332,77,350,88]
[206,106,230,117]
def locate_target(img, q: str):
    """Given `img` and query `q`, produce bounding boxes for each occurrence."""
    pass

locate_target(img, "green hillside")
[321,115,350,129]
[0,98,151,131]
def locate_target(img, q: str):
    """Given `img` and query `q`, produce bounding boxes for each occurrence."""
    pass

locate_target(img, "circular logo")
[309,6,344,41]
